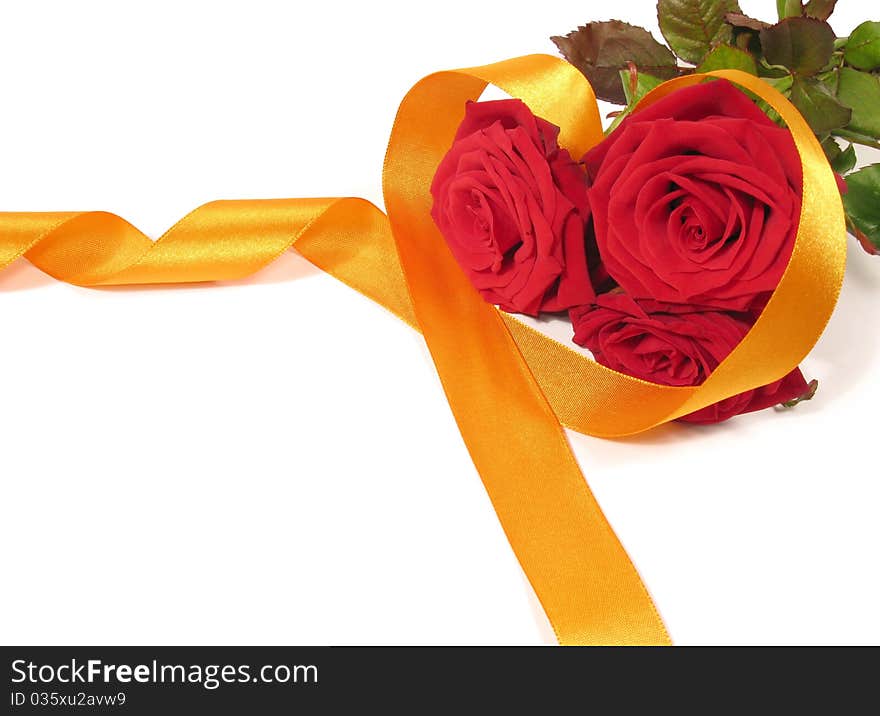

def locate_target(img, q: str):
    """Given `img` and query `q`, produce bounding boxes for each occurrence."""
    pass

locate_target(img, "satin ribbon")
[0,56,846,645]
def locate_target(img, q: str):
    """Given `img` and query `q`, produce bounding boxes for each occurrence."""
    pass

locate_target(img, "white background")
[1,1,877,645]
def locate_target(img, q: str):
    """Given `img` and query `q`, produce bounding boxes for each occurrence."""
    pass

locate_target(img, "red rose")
[570,293,811,424]
[584,80,802,312]
[430,99,594,316]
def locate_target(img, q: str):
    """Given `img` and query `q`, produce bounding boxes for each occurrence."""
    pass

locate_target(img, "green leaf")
[790,76,852,132]
[657,0,743,63]
[764,75,795,93]
[551,21,680,104]
[816,68,840,93]
[696,43,759,74]
[620,69,665,104]
[834,144,857,174]
[750,74,792,126]
[837,66,880,139]
[760,17,836,75]
[803,0,837,21]
[606,70,665,133]
[844,21,880,71]
[843,164,880,255]
[821,137,857,174]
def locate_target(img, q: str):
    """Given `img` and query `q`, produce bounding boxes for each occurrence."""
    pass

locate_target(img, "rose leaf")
[551,21,679,105]
[696,43,759,74]
[844,21,880,71]
[744,75,792,126]
[657,0,743,63]
[605,70,665,133]
[837,67,880,139]
[790,76,852,133]
[834,144,857,174]
[821,137,857,174]
[843,164,880,255]
[803,0,837,21]
[620,68,665,105]
[760,17,836,75]
[725,12,770,32]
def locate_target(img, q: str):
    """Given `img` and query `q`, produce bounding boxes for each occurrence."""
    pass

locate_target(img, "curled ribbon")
[0,55,845,645]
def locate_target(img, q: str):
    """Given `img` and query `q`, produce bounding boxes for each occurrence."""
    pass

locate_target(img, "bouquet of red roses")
[0,7,853,646]
[431,79,820,424]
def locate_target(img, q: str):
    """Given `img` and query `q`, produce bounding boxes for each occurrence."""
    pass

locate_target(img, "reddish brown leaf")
[552,21,680,104]
[725,12,770,32]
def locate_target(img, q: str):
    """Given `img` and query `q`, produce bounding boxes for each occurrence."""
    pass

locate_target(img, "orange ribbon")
[0,56,846,645]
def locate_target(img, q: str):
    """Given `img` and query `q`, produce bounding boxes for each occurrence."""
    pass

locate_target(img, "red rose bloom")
[570,293,811,424]
[584,80,802,312]
[430,99,594,316]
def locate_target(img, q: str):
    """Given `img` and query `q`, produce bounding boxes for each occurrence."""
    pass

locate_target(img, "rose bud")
[584,80,802,313]
[430,99,594,316]
[570,293,813,424]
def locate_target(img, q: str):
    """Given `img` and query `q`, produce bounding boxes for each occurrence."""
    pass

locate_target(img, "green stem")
[777,0,802,19]
[833,129,880,150]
